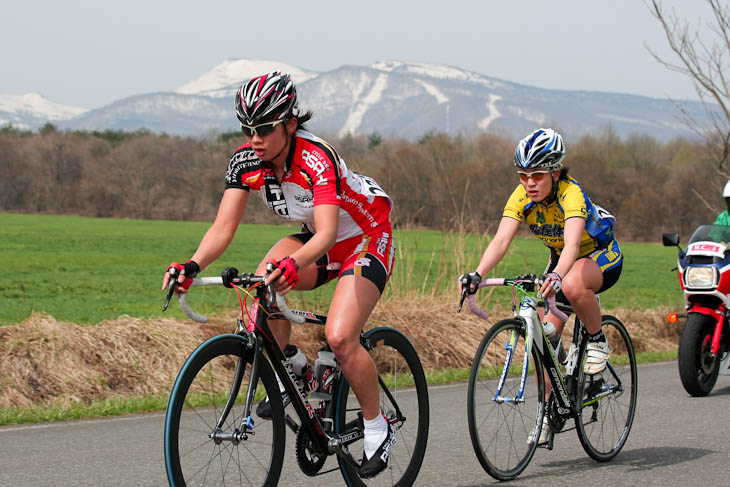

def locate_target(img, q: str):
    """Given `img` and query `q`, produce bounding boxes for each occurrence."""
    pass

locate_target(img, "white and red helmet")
[234,71,299,126]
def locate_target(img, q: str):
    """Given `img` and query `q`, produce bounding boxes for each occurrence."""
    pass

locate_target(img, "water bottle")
[284,345,316,394]
[543,322,567,364]
[310,348,338,401]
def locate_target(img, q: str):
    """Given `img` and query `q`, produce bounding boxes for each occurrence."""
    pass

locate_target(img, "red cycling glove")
[167,260,200,291]
[268,256,300,288]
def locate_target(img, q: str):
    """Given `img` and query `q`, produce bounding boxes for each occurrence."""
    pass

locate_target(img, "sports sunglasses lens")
[241,125,255,137]
[255,124,277,136]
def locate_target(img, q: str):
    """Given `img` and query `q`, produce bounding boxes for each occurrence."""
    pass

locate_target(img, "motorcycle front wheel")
[678,313,720,397]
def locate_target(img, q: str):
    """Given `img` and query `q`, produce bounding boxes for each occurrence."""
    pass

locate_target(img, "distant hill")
[1,59,712,141]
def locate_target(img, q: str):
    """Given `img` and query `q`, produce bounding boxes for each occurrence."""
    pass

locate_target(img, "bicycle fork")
[209,327,258,444]
[494,295,552,404]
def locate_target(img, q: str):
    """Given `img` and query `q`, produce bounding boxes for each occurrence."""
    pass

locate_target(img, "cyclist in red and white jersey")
[162,71,396,479]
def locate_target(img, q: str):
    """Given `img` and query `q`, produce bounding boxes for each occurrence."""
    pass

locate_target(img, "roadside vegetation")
[0,125,718,424]
[0,124,725,238]
[2,213,685,424]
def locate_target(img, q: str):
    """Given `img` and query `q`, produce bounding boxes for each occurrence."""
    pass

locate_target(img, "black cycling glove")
[459,271,482,295]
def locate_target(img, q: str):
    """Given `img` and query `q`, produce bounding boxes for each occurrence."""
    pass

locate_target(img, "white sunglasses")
[240,119,286,137]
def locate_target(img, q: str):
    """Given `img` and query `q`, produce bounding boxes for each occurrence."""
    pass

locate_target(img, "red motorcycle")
[664,225,730,396]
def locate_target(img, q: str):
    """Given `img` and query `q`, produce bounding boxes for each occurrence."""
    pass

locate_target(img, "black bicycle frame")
[537,315,585,415]
[248,284,332,452]
[534,303,623,417]
[210,275,408,470]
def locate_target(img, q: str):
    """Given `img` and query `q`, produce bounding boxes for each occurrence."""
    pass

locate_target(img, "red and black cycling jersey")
[225,129,393,242]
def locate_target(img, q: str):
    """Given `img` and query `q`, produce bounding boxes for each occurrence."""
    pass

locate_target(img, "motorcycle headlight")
[685,266,717,289]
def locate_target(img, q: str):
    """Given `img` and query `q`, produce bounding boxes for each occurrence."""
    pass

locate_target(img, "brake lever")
[265,262,277,307]
[162,267,177,311]
[457,287,468,313]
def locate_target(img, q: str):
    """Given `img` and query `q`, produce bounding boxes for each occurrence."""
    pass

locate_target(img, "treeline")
[0,123,726,241]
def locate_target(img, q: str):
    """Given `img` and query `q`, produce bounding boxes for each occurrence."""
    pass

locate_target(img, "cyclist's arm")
[550,216,583,280]
[289,204,338,269]
[266,203,338,292]
[190,188,249,270]
[474,217,520,277]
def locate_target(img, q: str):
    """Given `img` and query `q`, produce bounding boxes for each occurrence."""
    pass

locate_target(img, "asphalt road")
[1,361,728,486]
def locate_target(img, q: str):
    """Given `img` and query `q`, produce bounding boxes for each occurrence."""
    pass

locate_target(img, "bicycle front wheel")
[334,327,430,487]
[467,318,545,481]
[164,334,285,486]
[575,315,637,462]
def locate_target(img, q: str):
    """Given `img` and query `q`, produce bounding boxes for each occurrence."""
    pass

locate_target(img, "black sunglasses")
[240,119,285,138]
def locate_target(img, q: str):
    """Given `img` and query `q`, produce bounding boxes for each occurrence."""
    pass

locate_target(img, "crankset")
[295,427,328,476]
[547,394,567,433]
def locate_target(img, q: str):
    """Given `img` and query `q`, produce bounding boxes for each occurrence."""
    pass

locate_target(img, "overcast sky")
[1,0,716,108]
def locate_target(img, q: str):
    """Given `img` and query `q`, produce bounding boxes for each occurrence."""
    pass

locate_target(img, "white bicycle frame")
[468,278,572,405]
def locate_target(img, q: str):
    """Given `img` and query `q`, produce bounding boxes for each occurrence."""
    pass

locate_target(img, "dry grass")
[0,297,681,410]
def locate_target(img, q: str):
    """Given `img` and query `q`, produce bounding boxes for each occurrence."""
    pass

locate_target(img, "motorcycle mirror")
[662,233,680,247]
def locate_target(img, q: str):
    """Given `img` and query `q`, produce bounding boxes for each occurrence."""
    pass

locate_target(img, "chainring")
[295,427,327,476]
[547,393,567,432]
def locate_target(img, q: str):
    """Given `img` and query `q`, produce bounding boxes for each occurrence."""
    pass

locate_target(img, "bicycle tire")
[164,334,285,486]
[334,327,429,487]
[678,313,720,397]
[467,318,545,481]
[575,315,637,462]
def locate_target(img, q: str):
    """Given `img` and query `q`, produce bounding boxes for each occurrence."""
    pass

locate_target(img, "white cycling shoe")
[584,341,610,375]
[527,416,552,446]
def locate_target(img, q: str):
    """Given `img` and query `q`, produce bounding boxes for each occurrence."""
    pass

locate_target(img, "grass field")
[1,212,687,424]
[1,212,684,326]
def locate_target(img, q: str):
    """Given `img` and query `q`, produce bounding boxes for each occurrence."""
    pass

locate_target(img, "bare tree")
[647,0,730,170]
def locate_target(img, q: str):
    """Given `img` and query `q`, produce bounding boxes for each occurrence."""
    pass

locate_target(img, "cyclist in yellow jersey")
[459,128,623,444]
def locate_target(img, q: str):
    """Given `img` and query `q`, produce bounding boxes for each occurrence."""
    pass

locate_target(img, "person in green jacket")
[714,180,730,226]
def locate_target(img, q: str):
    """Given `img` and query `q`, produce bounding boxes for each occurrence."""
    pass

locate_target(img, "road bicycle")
[162,265,429,487]
[458,275,637,481]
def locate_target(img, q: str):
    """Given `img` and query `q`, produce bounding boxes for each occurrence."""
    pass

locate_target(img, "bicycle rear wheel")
[164,334,285,486]
[334,327,429,487]
[467,318,545,481]
[575,315,637,461]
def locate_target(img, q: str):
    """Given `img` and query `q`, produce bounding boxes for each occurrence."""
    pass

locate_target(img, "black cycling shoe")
[255,392,290,419]
[358,422,397,479]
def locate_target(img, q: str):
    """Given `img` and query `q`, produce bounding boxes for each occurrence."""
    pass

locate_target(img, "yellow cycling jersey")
[503,177,615,257]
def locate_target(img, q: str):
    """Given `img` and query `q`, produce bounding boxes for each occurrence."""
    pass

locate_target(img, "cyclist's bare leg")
[325,274,382,420]
[255,237,319,349]
[561,259,603,335]
[541,259,603,400]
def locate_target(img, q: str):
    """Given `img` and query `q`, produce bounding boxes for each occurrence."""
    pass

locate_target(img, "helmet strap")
[266,135,290,164]
[542,170,560,204]
[262,119,295,164]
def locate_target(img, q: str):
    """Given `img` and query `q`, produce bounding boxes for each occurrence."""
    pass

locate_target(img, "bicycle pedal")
[536,431,555,450]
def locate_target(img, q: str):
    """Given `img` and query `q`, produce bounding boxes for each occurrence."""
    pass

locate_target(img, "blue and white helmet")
[513,128,565,170]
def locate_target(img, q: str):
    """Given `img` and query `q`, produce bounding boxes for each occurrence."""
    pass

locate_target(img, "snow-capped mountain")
[0,93,88,129]
[1,59,712,141]
[175,59,319,99]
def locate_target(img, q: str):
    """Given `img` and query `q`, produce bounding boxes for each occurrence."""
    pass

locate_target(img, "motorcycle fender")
[687,306,725,355]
